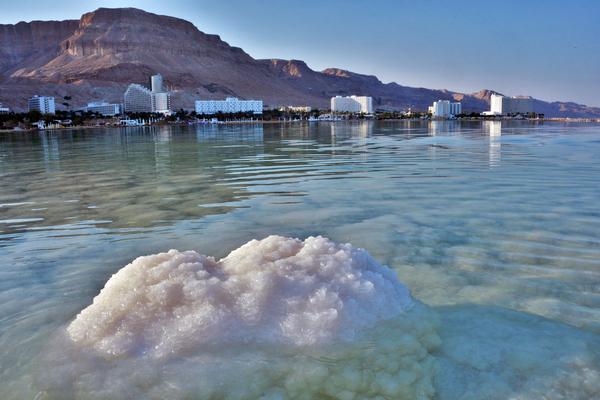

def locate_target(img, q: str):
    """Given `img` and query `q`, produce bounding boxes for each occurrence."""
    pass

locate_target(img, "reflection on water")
[330,120,372,138]
[1,120,599,399]
[0,125,270,235]
[484,120,502,167]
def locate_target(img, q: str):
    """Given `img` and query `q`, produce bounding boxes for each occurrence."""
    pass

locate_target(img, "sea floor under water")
[0,121,599,399]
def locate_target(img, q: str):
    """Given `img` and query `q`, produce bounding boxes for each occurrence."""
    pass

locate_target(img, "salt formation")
[60,236,440,399]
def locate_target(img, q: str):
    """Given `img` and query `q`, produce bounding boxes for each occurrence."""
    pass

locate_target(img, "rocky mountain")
[260,60,488,111]
[0,19,78,75]
[0,7,598,117]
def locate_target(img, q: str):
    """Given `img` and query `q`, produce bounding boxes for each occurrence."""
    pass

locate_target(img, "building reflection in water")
[483,120,502,167]
[40,131,61,172]
[195,124,264,143]
[330,121,372,160]
[428,120,464,136]
[156,125,172,143]
[330,121,372,139]
[428,120,440,136]
[154,126,172,175]
[426,120,462,163]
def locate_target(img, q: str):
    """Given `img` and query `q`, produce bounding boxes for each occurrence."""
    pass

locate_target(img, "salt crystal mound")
[63,235,440,399]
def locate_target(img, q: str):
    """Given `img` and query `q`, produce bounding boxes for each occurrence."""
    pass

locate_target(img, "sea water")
[0,120,598,399]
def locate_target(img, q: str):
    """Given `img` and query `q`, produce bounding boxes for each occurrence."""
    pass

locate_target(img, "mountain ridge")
[0,7,598,117]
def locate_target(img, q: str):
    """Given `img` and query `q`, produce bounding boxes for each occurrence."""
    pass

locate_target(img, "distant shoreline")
[2,117,600,134]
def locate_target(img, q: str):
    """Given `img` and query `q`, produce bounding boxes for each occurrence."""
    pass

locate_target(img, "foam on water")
[39,236,440,399]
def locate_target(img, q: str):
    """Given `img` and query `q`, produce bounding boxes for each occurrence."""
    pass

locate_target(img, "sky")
[2,0,599,106]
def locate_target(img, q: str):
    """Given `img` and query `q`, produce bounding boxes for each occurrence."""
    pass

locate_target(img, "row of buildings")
[123,74,267,116]
[16,92,535,120]
[2,72,535,119]
[21,89,372,117]
[193,95,375,116]
[427,92,535,119]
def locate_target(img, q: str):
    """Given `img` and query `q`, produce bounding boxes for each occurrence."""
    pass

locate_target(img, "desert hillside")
[1,7,598,117]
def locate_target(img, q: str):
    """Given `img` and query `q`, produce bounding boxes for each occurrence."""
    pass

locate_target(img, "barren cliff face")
[1,8,321,109]
[0,20,78,76]
[62,8,251,62]
[0,7,597,116]
[12,8,260,84]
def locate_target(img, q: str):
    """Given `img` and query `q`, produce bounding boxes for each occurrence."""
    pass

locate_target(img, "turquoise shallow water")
[0,120,599,399]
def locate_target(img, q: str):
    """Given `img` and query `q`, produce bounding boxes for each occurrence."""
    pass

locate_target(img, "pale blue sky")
[2,0,599,106]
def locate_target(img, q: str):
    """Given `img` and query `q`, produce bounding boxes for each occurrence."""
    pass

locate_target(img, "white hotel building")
[331,95,373,114]
[428,100,462,118]
[28,95,55,114]
[485,93,534,116]
[123,74,171,114]
[152,92,171,115]
[195,97,263,115]
[124,84,153,113]
[83,102,121,116]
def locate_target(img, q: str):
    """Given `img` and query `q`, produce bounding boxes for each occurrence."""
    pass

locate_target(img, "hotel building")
[151,74,164,93]
[487,93,534,115]
[28,95,55,114]
[195,97,263,115]
[123,74,171,114]
[0,103,9,114]
[331,96,373,114]
[429,100,462,118]
[152,92,171,115]
[124,84,153,113]
[150,74,171,114]
[83,102,121,116]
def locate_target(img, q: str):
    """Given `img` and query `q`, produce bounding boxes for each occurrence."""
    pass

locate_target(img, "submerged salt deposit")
[44,234,599,400]
[51,236,440,399]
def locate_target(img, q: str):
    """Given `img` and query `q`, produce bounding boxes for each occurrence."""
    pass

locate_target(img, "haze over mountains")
[1,7,598,117]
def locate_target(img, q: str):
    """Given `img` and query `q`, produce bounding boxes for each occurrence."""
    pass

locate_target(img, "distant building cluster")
[10,77,538,125]
[4,84,541,125]
[195,97,263,115]
[28,95,56,115]
[6,79,382,126]
[124,74,172,114]
[483,93,534,116]
[0,70,551,125]
[428,100,462,119]
[331,95,373,114]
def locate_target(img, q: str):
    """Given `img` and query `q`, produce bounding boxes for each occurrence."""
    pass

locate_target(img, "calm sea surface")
[1,121,599,399]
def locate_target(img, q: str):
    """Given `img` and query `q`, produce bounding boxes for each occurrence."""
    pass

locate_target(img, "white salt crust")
[55,236,440,399]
